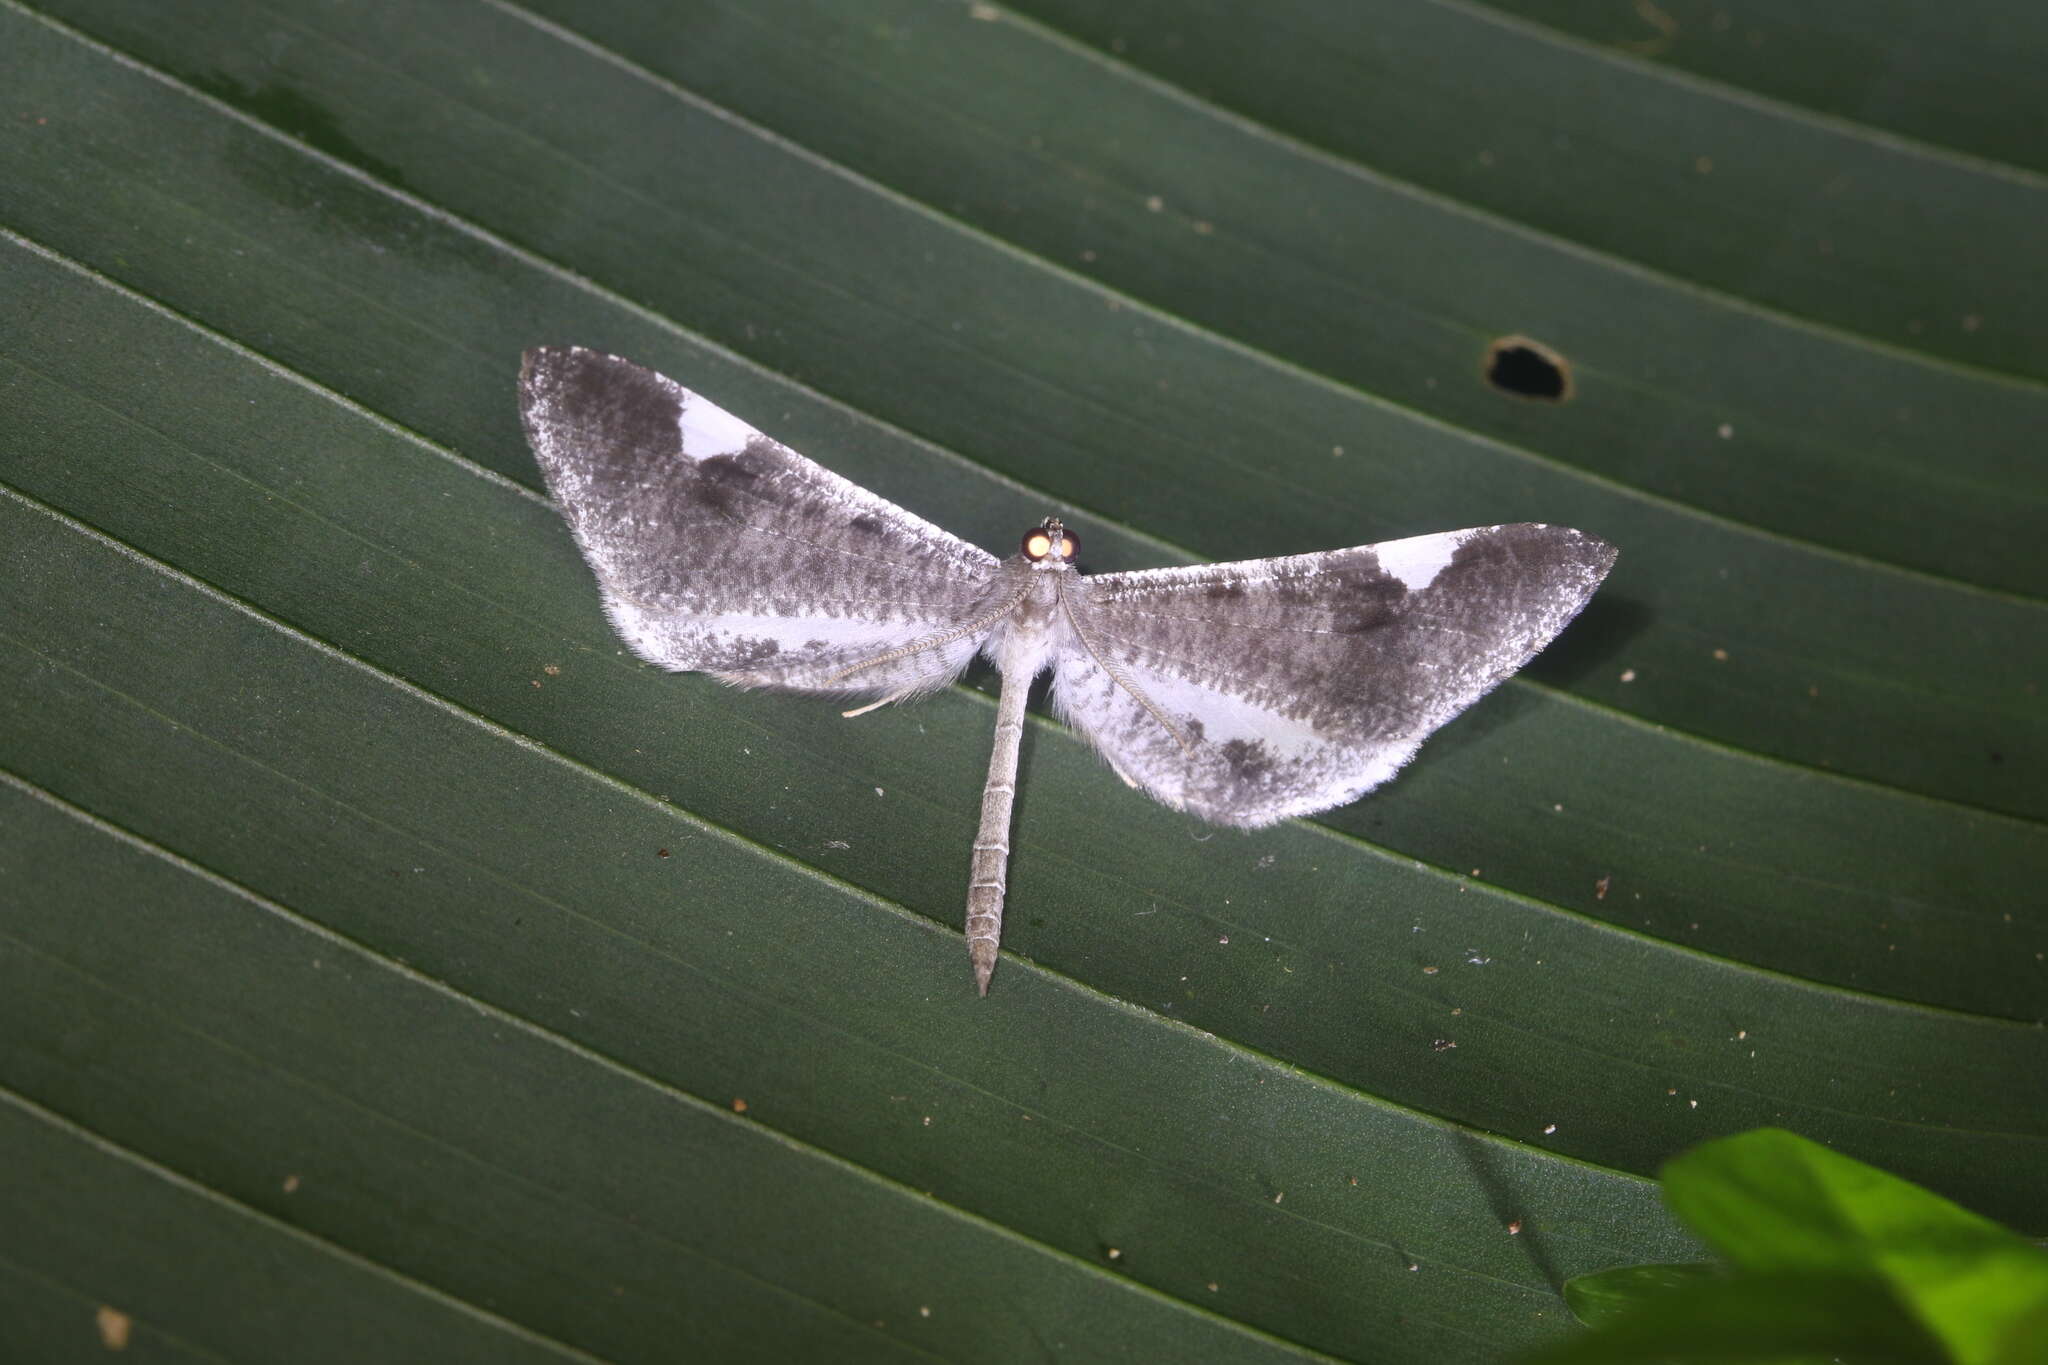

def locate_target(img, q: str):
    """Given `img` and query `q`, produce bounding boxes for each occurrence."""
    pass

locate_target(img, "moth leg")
[813,586,1030,688]
[1057,595,1196,754]
[1104,752,1143,791]
[841,689,915,719]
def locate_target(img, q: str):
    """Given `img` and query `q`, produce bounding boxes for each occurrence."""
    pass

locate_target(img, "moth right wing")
[520,347,1008,698]
[1052,525,1616,827]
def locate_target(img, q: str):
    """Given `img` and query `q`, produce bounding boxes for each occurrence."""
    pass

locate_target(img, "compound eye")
[1056,531,1078,560]
[1022,530,1054,560]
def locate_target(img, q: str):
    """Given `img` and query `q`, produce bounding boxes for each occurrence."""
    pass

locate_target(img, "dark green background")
[2,2,2041,1361]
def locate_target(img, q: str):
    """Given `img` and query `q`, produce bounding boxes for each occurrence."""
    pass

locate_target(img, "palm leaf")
[2,1,2041,1360]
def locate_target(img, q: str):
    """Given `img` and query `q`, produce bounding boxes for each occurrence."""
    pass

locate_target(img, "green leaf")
[1991,1298,2048,1365]
[1663,1130,2048,1364]
[1562,1263,1721,1325]
[1536,1269,1945,1364]
[1550,1131,2048,1362]
[2,0,2043,1360]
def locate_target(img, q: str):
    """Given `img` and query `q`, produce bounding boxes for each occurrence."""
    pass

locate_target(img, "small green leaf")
[1663,1130,2048,1364]
[1563,1262,1720,1324]
[1990,1297,2048,1365]
[1534,1269,1943,1365]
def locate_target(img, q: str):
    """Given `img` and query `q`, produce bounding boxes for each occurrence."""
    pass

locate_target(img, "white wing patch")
[1052,650,1411,825]
[685,610,944,650]
[1372,529,1471,593]
[678,390,766,462]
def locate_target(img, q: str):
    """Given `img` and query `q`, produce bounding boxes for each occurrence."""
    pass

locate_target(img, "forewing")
[520,347,1004,696]
[1054,525,1616,826]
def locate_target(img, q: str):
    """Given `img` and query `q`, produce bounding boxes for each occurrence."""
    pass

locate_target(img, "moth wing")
[1053,525,1616,826]
[520,347,1005,697]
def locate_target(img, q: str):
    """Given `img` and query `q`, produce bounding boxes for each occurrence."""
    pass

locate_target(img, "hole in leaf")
[1485,336,1572,401]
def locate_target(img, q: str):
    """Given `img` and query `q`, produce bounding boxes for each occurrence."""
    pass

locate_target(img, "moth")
[519,347,1616,994]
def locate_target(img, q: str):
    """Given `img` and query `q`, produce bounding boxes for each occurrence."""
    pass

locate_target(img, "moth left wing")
[520,347,1007,698]
[1053,525,1615,826]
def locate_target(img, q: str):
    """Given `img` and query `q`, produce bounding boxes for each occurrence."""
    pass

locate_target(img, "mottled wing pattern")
[520,347,1006,697]
[1054,525,1616,826]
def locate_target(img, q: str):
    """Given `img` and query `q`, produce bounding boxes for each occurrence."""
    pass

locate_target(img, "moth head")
[1021,518,1078,565]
